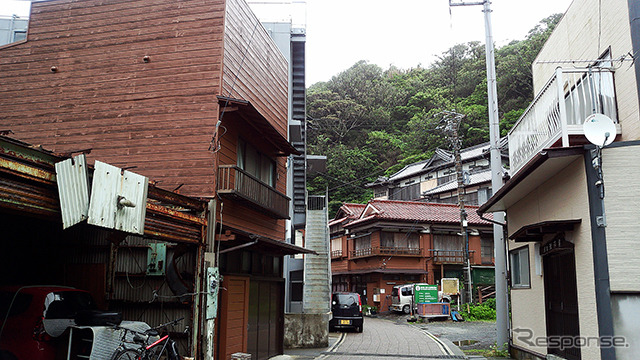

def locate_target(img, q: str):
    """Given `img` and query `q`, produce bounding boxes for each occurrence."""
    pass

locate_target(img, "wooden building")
[0,0,306,359]
[329,200,494,311]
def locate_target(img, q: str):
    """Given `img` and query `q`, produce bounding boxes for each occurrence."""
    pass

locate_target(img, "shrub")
[462,300,496,321]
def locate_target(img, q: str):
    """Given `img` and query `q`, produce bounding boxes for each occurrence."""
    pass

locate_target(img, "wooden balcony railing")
[429,249,476,264]
[217,165,290,219]
[331,250,343,259]
[509,68,618,175]
[349,247,422,259]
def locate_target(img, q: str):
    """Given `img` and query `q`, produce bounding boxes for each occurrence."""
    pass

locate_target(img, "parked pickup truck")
[390,283,451,314]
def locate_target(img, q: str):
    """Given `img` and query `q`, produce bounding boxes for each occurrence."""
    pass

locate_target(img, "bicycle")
[110,317,184,360]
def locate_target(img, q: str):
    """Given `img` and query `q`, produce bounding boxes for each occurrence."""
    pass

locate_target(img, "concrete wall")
[507,159,600,359]
[533,0,639,140]
[283,313,329,348]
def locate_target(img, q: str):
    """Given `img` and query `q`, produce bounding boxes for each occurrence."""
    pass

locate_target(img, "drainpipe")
[583,145,615,359]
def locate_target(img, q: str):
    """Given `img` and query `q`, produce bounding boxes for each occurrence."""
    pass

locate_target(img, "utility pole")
[441,111,473,304]
[449,0,508,350]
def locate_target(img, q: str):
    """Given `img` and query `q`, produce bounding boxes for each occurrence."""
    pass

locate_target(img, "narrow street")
[277,317,467,360]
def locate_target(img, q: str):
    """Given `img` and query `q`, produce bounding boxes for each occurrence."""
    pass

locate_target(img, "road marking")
[315,333,346,359]
[422,329,455,356]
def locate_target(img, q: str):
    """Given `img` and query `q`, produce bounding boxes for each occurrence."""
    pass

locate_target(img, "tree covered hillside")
[306,14,562,213]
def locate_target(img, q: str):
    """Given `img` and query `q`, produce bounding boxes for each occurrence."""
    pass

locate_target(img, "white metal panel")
[116,169,148,234]
[55,154,90,229]
[88,161,119,230]
[88,161,148,235]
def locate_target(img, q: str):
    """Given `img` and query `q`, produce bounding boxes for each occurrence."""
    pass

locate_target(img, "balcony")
[350,246,422,259]
[217,165,290,219]
[331,250,343,259]
[508,68,619,175]
[429,249,476,264]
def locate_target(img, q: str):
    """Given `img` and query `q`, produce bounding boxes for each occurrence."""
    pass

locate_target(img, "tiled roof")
[340,203,366,218]
[345,199,492,227]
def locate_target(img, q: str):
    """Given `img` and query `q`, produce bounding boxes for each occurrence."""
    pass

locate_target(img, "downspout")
[583,145,615,359]
[477,211,505,227]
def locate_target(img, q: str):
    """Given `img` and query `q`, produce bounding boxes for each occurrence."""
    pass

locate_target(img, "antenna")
[583,113,616,147]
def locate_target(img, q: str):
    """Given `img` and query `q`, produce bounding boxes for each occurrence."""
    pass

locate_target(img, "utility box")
[146,243,166,276]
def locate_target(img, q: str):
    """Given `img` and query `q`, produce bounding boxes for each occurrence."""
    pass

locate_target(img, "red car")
[0,286,98,360]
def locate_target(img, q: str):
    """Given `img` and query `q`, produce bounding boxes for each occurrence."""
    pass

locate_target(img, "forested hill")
[306,14,562,213]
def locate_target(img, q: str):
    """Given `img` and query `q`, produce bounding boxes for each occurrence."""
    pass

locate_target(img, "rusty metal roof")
[0,135,207,244]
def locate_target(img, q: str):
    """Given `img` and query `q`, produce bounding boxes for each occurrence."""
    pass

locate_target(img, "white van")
[390,283,450,314]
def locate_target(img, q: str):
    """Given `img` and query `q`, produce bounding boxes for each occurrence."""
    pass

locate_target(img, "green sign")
[414,283,438,303]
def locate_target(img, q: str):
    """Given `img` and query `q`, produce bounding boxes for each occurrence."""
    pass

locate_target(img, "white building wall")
[509,241,547,354]
[533,0,639,141]
[507,159,600,359]
[603,145,640,292]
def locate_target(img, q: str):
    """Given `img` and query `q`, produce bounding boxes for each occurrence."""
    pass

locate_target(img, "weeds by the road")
[463,342,509,358]
[461,298,496,321]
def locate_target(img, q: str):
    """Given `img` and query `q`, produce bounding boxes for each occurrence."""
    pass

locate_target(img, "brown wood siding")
[216,112,286,240]
[222,0,288,138]
[0,0,226,197]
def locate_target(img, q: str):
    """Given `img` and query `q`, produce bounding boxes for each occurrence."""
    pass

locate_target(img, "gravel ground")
[375,312,498,352]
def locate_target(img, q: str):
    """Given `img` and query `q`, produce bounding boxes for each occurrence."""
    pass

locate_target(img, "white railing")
[508,68,617,174]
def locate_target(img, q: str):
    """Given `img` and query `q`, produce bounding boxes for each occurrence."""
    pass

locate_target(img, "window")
[290,270,303,302]
[331,238,342,252]
[437,174,455,186]
[510,246,530,288]
[237,139,276,186]
[354,235,371,251]
[477,188,490,205]
[381,232,419,249]
[13,30,27,42]
[481,237,494,264]
[389,183,420,201]
[374,187,388,198]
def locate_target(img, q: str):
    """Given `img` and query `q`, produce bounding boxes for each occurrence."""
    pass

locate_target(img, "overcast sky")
[3,0,574,85]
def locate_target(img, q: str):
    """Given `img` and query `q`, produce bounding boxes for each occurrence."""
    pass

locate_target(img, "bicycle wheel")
[145,339,179,360]
[112,349,141,360]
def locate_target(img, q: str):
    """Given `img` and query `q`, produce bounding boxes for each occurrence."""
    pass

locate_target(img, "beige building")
[480,0,640,359]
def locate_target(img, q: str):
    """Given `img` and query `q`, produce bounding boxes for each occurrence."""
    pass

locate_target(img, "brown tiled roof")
[345,199,492,227]
[329,203,367,227]
[341,203,366,217]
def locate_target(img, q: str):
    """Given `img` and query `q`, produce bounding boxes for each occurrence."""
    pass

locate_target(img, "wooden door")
[248,279,284,360]
[543,250,581,360]
[217,275,250,360]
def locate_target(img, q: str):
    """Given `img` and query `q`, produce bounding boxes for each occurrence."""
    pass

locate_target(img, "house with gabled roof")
[367,141,508,206]
[330,199,495,310]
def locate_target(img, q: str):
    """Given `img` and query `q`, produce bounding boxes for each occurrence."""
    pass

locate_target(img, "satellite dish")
[583,113,616,147]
